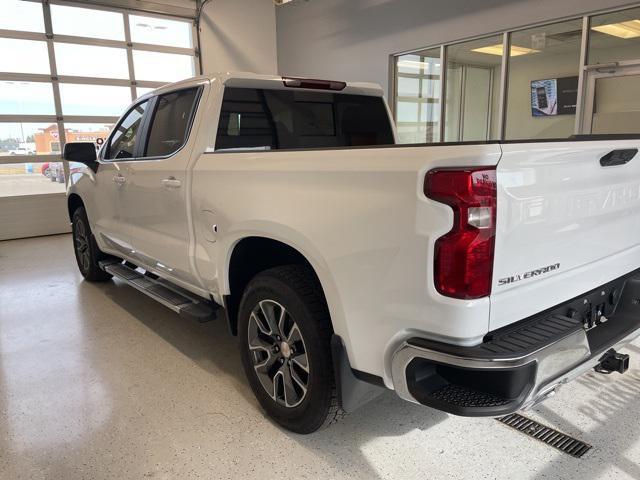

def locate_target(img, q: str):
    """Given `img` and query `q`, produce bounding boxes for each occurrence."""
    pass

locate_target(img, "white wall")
[199,0,278,75]
[276,0,639,96]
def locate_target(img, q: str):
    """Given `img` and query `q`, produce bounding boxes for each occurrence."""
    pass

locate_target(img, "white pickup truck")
[64,72,640,434]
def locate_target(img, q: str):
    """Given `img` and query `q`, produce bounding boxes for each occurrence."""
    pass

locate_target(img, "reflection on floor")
[1,234,639,479]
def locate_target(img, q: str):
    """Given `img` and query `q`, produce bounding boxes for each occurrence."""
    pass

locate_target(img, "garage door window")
[0,81,55,115]
[132,50,195,83]
[0,38,50,74]
[0,0,198,198]
[51,4,125,41]
[0,123,62,196]
[59,84,133,117]
[1,0,44,33]
[54,43,130,79]
[130,14,192,48]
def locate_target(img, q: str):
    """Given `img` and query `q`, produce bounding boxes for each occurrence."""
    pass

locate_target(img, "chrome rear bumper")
[391,271,640,416]
[391,326,640,416]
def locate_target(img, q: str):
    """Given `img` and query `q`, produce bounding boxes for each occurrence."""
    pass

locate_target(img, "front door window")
[105,100,148,160]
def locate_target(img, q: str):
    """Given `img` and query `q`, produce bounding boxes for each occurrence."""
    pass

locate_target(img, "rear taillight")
[425,167,497,299]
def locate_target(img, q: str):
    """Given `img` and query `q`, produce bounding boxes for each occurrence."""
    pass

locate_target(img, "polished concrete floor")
[1,234,639,480]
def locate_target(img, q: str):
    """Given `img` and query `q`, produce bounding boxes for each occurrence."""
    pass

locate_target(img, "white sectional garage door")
[0,0,198,241]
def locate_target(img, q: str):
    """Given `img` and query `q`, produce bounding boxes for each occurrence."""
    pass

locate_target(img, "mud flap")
[331,335,386,413]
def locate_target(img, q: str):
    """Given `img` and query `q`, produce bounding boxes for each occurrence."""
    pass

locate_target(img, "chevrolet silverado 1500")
[63,72,640,433]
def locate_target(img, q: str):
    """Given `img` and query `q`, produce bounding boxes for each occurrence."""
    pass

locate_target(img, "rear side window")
[215,87,394,151]
[145,87,199,157]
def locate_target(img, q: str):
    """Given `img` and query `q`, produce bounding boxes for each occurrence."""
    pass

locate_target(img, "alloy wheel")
[74,218,91,272]
[247,299,310,408]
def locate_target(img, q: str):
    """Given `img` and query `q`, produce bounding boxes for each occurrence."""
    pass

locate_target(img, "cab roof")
[144,71,385,98]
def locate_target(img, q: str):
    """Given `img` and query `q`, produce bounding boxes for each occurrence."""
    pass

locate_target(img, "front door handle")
[113,174,126,185]
[600,149,637,167]
[162,177,182,189]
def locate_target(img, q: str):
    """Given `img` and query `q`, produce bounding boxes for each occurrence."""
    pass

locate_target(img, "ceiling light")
[592,20,640,39]
[136,23,167,31]
[472,44,539,56]
[397,60,441,70]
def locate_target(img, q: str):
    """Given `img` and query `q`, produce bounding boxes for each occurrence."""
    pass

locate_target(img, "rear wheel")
[238,265,344,433]
[71,206,113,282]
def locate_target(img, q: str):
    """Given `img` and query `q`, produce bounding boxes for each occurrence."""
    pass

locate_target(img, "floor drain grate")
[498,413,592,458]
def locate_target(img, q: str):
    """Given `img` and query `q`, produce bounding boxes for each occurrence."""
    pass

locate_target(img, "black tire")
[71,206,113,282]
[238,265,345,434]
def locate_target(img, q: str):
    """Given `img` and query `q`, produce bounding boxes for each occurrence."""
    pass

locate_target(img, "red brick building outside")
[34,124,112,154]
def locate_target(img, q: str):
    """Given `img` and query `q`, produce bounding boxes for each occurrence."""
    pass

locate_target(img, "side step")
[100,260,218,323]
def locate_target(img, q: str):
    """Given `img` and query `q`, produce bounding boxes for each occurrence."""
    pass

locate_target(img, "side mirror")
[63,142,98,172]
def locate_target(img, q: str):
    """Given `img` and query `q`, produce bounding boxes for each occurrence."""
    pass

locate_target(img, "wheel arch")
[67,193,84,222]
[222,235,342,338]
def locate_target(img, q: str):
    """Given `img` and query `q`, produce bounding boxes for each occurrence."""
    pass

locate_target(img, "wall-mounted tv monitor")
[531,76,578,117]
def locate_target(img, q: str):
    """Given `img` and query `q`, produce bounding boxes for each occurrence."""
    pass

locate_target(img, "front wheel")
[238,265,344,434]
[71,206,113,282]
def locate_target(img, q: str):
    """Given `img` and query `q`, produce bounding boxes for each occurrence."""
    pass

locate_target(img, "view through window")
[395,48,442,144]
[0,0,197,197]
[393,5,640,143]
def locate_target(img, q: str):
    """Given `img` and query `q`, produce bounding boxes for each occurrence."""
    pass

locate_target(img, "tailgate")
[490,139,640,330]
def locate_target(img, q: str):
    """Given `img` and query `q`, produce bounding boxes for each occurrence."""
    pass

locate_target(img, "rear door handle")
[600,149,637,167]
[162,177,182,189]
[113,174,126,185]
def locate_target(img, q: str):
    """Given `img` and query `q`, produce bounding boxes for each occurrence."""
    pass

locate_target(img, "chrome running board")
[99,260,217,322]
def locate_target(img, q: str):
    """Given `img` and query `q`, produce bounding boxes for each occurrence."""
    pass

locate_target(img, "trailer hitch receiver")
[595,349,630,375]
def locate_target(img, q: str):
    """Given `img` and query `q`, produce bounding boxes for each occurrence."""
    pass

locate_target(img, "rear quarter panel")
[191,144,501,385]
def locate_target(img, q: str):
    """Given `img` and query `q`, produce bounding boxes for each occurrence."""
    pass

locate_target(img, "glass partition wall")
[444,35,503,142]
[395,48,442,143]
[392,4,640,143]
[585,6,640,135]
[0,0,197,197]
[505,19,583,140]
